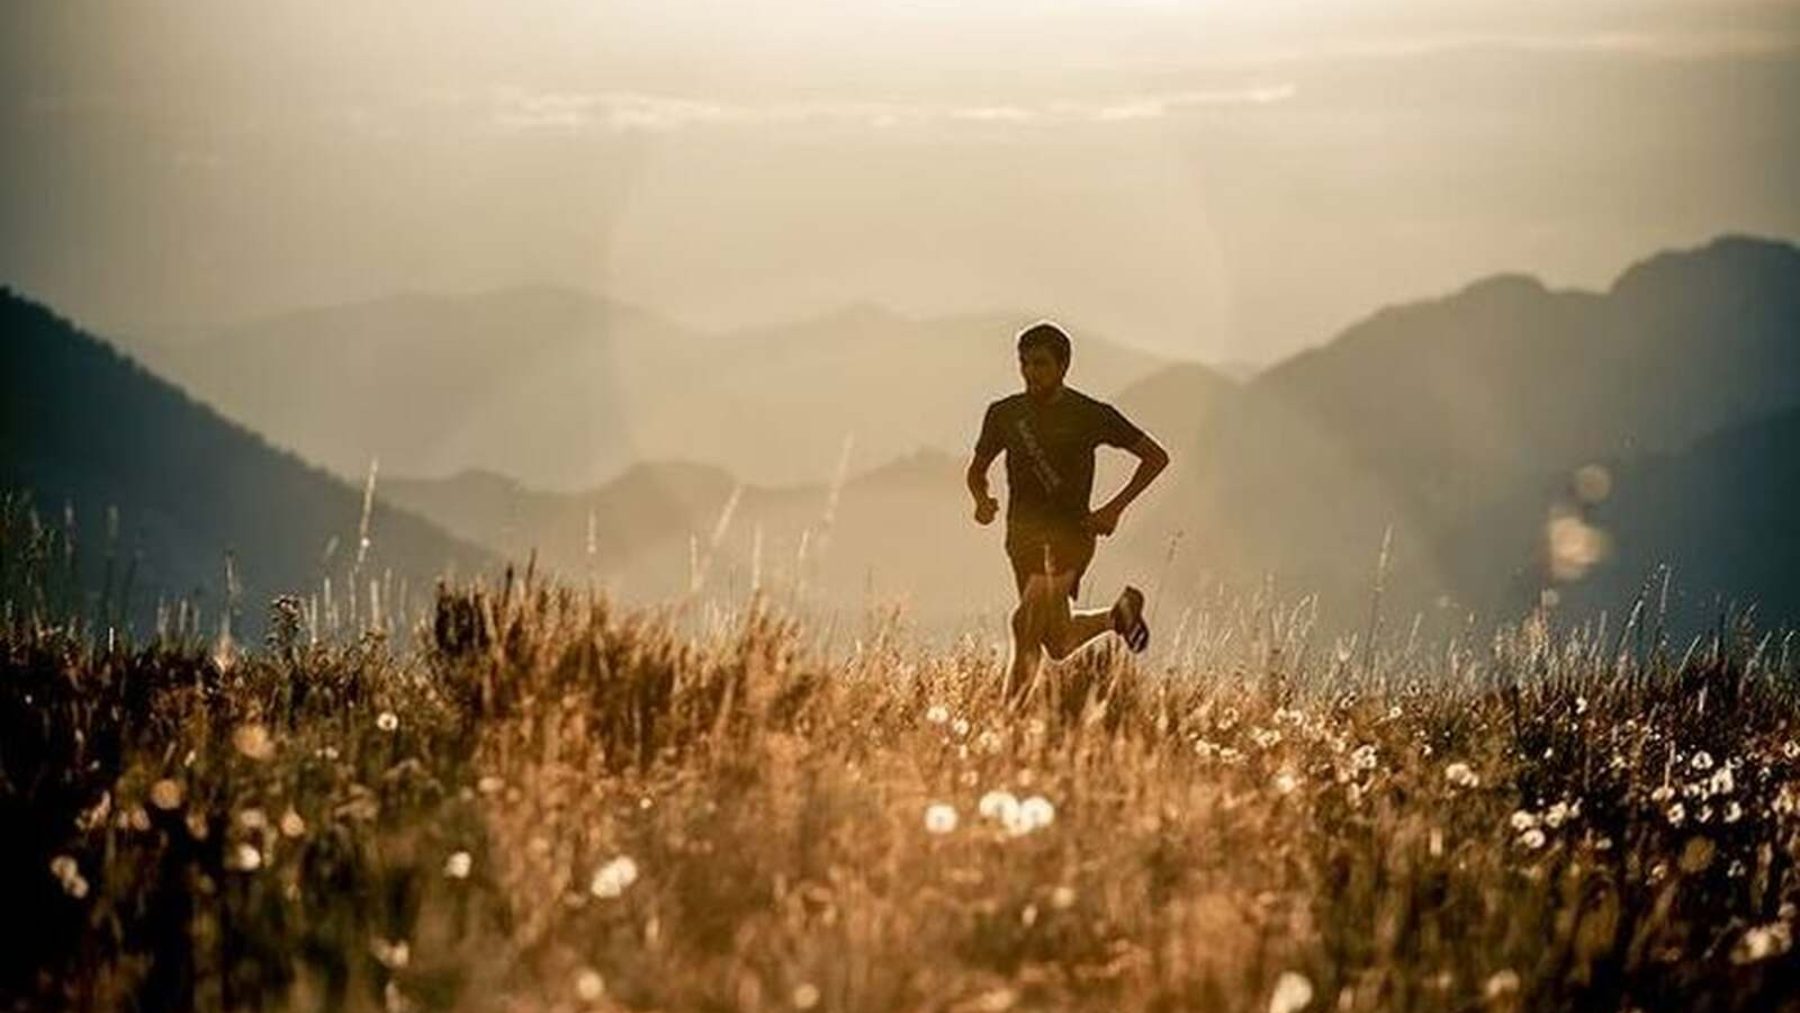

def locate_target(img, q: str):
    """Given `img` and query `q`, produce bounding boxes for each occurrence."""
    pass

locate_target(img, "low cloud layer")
[489,85,1299,134]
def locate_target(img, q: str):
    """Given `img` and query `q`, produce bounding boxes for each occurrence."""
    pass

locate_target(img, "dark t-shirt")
[974,389,1146,529]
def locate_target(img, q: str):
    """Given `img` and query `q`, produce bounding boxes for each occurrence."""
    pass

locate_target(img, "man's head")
[1016,321,1071,398]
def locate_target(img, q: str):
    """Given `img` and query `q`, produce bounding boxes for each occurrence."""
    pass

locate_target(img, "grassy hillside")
[4,567,1797,1010]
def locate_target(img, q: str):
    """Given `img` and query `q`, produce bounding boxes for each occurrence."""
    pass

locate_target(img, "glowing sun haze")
[3,0,1798,361]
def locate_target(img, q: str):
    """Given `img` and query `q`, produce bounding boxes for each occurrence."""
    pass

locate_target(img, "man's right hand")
[973,496,999,526]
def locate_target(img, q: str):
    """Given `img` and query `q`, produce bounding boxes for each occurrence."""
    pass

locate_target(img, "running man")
[967,321,1170,701]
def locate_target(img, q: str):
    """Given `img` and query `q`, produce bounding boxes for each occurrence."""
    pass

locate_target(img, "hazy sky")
[4,1,1798,363]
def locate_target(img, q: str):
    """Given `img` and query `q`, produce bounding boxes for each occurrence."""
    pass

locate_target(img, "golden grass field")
[4,542,1800,1010]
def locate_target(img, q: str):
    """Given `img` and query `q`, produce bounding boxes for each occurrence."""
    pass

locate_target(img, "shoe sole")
[1114,585,1149,653]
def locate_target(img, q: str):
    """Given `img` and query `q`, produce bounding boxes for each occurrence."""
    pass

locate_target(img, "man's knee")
[1043,626,1079,661]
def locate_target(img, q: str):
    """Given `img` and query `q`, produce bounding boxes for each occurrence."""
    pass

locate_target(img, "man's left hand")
[1083,504,1122,536]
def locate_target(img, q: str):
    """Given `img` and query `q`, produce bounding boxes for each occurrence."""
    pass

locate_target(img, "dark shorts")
[1005,522,1096,600]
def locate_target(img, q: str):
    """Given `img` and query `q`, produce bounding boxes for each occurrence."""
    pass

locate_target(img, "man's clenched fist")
[973,496,999,525]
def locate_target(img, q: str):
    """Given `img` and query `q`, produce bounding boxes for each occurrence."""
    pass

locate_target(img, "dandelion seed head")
[53,862,90,899]
[978,790,1020,822]
[1510,810,1539,832]
[444,851,473,879]
[925,705,950,725]
[149,778,184,811]
[952,718,970,737]
[1519,828,1547,850]
[1268,971,1314,1013]
[1775,786,1799,816]
[1732,922,1793,964]
[371,937,410,970]
[1690,750,1714,771]
[1273,770,1301,795]
[1016,795,1056,833]
[1483,969,1521,999]
[575,967,606,1001]
[279,809,306,837]
[791,982,821,1009]
[1444,762,1480,789]
[228,843,263,872]
[590,855,640,898]
[232,723,276,761]
[376,711,399,732]
[1050,884,1077,909]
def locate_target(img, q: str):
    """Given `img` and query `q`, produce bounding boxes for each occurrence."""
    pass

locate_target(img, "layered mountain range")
[129,294,1170,489]
[5,234,1797,639]
[0,293,492,639]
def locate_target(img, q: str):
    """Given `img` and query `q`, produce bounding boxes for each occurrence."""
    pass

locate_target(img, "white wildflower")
[1443,762,1480,789]
[978,790,1020,823]
[1016,795,1056,833]
[1732,922,1793,964]
[232,723,276,761]
[279,809,307,837]
[923,803,959,835]
[1483,970,1521,999]
[1709,767,1736,796]
[1268,971,1314,1013]
[590,855,641,898]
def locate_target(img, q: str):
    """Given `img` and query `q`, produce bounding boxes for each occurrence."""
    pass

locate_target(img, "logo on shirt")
[1013,417,1063,493]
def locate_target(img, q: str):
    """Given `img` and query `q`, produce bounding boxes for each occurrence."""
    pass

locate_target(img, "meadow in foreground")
[3,549,1799,1011]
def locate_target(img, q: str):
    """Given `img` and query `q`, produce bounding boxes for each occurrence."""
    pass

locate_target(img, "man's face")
[1019,345,1067,398]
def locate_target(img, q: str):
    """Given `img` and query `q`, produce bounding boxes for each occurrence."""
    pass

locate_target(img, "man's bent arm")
[1097,435,1170,517]
[966,447,1000,504]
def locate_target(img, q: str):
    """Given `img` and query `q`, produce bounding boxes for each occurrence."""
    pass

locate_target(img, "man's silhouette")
[967,321,1170,701]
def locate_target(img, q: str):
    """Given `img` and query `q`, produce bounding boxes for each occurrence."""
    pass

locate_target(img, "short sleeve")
[974,401,1005,456]
[1096,403,1146,450]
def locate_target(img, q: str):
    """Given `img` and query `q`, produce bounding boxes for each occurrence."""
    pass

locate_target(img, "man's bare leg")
[1042,584,1117,661]
[1005,576,1055,703]
[1045,584,1149,660]
[1009,578,1150,702]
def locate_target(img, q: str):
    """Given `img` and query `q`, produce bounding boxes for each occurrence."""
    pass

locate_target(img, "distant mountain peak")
[1451,273,1549,303]
[1610,234,1800,300]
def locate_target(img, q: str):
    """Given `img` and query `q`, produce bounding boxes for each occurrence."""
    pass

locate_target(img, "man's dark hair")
[1017,321,1071,366]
